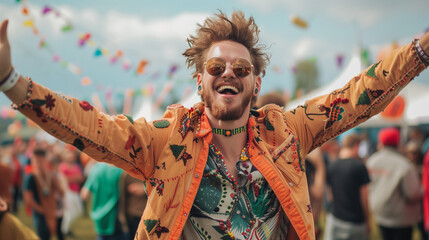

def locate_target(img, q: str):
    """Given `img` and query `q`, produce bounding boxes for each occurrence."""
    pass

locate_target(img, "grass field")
[15,202,96,240]
[13,204,424,240]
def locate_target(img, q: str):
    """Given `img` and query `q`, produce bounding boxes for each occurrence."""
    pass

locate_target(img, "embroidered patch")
[125,136,136,150]
[124,114,134,125]
[125,135,141,163]
[368,89,384,101]
[30,99,46,107]
[170,144,185,159]
[383,70,389,76]
[366,61,380,79]
[32,105,43,117]
[44,94,56,110]
[179,151,192,166]
[357,89,371,105]
[307,204,312,213]
[144,219,169,236]
[265,118,275,131]
[149,178,165,196]
[328,106,344,122]
[153,119,170,128]
[144,219,158,233]
[178,114,193,139]
[72,138,85,151]
[79,101,94,111]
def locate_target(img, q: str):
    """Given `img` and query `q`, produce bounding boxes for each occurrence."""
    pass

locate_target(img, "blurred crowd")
[0,91,428,240]
[0,134,147,240]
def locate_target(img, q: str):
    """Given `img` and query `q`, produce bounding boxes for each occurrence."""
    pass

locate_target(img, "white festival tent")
[285,46,429,128]
[131,94,163,121]
[286,46,366,110]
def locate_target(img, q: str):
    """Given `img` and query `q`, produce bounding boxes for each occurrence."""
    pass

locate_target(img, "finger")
[0,19,9,43]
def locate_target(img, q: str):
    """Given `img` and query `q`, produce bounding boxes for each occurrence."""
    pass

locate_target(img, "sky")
[1,0,429,113]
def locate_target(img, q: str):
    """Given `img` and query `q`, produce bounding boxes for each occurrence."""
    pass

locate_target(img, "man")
[23,147,64,240]
[1,11,429,240]
[325,134,371,240]
[118,172,148,240]
[80,162,125,240]
[367,127,422,240]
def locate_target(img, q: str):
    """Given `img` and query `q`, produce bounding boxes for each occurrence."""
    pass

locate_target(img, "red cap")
[378,127,400,147]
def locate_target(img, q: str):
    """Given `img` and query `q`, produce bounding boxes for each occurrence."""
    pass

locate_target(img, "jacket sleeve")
[13,82,171,180]
[285,41,428,155]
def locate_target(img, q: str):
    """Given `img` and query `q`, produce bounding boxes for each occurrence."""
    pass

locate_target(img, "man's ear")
[253,76,262,96]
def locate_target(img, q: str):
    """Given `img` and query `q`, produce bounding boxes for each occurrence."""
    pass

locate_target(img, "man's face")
[198,40,261,121]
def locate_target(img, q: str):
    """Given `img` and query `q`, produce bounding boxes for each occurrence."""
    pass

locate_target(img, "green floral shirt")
[184,143,288,239]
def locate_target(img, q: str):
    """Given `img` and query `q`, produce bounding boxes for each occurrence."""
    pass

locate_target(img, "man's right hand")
[0,20,12,81]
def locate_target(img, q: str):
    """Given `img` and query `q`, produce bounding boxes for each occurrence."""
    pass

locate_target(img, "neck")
[205,107,250,161]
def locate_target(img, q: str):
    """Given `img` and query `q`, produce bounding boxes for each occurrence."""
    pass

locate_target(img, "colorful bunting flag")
[137,60,149,75]
[61,24,73,32]
[42,6,52,15]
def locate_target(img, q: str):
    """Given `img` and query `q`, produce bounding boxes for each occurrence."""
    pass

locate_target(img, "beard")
[202,86,253,121]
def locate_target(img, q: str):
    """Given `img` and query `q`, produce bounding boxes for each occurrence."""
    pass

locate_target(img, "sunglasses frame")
[203,57,254,78]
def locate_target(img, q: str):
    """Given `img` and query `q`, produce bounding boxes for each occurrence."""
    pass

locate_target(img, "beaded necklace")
[209,143,256,239]
[210,143,249,182]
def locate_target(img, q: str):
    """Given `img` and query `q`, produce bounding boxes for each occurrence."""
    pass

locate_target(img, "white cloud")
[238,0,429,28]
[104,11,207,42]
[2,3,210,65]
[291,37,326,59]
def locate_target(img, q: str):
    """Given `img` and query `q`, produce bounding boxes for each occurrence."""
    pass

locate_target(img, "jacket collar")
[196,107,262,149]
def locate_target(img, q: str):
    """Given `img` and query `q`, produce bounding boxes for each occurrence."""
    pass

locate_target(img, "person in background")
[118,172,148,240]
[325,133,371,240]
[405,140,428,240]
[58,145,84,236]
[254,90,287,109]
[10,138,26,213]
[0,146,13,210]
[50,155,68,240]
[305,148,325,239]
[81,162,125,240]
[0,196,40,240]
[367,127,422,240]
[23,146,64,240]
[423,145,429,240]
[320,138,340,216]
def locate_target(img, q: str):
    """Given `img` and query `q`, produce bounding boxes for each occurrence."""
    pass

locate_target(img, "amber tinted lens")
[232,59,252,77]
[206,58,226,76]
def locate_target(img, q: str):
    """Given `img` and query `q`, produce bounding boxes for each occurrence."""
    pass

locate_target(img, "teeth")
[217,85,239,93]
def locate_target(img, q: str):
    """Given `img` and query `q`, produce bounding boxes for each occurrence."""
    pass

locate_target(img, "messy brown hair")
[183,10,270,79]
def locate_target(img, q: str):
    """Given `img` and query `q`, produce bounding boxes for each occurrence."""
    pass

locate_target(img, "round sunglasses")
[204,57,254,78]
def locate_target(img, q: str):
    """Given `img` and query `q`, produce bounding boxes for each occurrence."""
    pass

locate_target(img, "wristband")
[0,68,20,92]
[416,40,429,65]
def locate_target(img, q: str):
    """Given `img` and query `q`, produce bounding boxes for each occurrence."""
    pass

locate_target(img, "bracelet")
[416,40,429,65]
[0,68,20,92]
[0,68,13,85]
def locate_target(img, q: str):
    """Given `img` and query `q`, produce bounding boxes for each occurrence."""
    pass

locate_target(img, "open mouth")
[216,85,239,95]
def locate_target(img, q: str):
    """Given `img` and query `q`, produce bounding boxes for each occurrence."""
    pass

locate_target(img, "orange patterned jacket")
[14,42,427,239]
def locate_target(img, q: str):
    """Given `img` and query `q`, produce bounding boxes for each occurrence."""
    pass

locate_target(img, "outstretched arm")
[0,20,29,104]
[0,19,171,181]
[285,29,429,155]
